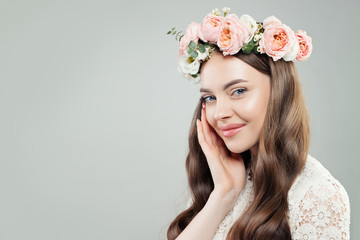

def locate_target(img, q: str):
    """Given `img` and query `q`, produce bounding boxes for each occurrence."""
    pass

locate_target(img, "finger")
[203,106,223,147]
[197,119,221,162]
[196,119,211,155]
[200,106,209,142]
[197,119,220,173]
[201,104,216,144]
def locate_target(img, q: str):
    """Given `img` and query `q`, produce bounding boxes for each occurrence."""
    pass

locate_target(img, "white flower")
[178,54,200,75]
[182,72,200,83]
[197,47,210,61]
[190,73,200,83]
[240,14,258,43]
[283,41,300,61]
[255,33,263,41]
[212,8,220,16]
[222,7,230,14]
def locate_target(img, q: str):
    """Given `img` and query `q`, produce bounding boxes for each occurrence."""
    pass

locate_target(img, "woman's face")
[200,52,271,155]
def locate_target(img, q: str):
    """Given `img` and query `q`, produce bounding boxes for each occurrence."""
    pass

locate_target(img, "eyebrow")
[199,79,249,93]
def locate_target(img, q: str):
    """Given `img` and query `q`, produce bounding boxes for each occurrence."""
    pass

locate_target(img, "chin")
[223,136,259,155]
[223,141,249,154]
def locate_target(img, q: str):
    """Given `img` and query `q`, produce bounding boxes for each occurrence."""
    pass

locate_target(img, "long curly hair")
[167,50,310,240]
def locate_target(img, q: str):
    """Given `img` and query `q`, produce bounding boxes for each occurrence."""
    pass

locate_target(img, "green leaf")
[241,44,253,54]
[188,41,196,50]
[172,32,176,35]
[247,39,255,48]
[188,48,198,58]
[197,43,206,53]
[252,46,259,54]
[192,51,198,58]
[190,74,198,78]
[172,27,175,30]
[167,31,172,34]
[187,48,194,56]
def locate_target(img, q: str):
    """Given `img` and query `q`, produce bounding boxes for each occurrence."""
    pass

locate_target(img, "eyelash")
[200,88,247,104]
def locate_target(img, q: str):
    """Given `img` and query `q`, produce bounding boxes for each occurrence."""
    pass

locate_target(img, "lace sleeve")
[292,180,350,240]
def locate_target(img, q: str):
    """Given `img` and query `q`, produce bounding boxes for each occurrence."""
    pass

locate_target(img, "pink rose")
[295,30,313,62]
[178,22,201,56]
[263,16,282,28]
[259,16,297,61]
[217,14,251,56]
[199,14,224,43]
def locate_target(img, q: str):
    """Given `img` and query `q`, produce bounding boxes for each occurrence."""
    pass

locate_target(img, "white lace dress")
[188,154,351,239]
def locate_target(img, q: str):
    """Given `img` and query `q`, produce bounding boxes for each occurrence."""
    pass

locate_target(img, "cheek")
[241,91,269,121]
[205,107,218,129]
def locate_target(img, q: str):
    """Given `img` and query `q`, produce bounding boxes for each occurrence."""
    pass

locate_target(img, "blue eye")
[201,96,216,103]
[233,88,246,96]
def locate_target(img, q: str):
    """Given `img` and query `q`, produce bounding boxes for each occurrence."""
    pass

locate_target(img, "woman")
[167,7,350,240]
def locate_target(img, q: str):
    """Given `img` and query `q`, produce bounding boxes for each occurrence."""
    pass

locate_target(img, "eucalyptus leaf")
[167,31,172,34]
[187,48,194,55]
[189,41,196,50]
[189,49,198,59]
[198,44,206,53]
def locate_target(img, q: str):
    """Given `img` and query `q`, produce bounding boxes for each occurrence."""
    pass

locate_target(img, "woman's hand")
[196,104,247,210]
[174,104,248,240]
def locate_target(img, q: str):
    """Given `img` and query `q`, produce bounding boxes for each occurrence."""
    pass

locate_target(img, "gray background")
[0,0,359,239]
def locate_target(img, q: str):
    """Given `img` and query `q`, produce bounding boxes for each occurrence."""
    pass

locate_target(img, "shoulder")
[288,154,351,239]
[289,154,349,201]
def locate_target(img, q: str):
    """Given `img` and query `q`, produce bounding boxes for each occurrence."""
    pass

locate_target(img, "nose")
[214,98,233,121]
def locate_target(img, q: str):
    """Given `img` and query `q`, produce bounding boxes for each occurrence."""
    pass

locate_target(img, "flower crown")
[167,7,313,83]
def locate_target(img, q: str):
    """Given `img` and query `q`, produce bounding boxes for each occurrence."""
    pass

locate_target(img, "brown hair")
[167,49,310,240]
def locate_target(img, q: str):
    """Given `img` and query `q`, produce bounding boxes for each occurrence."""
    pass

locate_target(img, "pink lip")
[219,123,246,138]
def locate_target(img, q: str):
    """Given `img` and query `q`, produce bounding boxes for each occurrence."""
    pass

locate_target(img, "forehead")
[200,53,269,88]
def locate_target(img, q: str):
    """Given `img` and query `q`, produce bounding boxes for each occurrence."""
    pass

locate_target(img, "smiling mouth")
[220,125,245,138]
